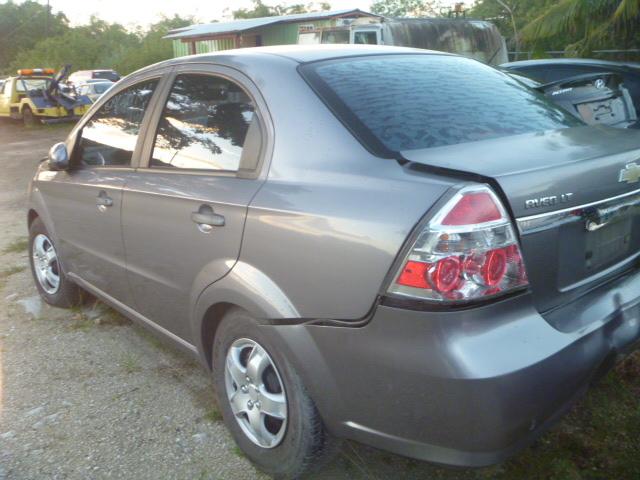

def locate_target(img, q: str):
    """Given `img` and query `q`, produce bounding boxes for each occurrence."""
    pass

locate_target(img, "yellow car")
[0,68,91,126]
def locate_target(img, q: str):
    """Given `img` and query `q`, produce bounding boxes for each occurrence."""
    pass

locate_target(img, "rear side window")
[301,55,581,155]
[76,79,158,167]
[150,74,256,171]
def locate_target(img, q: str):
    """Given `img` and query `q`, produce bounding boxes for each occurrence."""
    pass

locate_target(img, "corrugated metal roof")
[164,9,380,40]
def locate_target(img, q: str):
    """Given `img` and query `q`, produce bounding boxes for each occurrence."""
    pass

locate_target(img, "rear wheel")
[22,106,38,127]
[28,217,83,308]
[212,308,340,479]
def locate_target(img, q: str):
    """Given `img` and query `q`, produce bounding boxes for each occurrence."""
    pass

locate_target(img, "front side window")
[301,54,582,155]
[76,79,158,167]
[151,74,256,171]
[16,78,50,92]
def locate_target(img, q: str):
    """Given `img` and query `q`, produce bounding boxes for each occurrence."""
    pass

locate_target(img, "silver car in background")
[76,80,114,102]
[27,46,640,479]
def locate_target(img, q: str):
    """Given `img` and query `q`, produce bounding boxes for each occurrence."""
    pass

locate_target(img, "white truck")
[298,17,508,65]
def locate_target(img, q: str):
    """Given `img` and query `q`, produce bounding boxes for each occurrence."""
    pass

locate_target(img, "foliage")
[470,0,640,57]
[232,0,331,19]
[0,0,69,73]
[370,0,441,17]
[521,0,640,54]
[5,15,193,77]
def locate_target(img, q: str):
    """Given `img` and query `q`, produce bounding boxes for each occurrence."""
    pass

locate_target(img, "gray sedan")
[27,45,640,479]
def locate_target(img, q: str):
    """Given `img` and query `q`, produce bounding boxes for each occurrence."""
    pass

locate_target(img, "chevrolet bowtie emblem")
[619,162,640,184]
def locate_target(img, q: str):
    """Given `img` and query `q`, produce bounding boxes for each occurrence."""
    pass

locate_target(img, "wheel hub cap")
[32,234,60,295]
[225,338,288,448]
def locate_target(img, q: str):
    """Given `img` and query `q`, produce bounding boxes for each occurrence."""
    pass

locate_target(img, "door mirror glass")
[48,142,69,170]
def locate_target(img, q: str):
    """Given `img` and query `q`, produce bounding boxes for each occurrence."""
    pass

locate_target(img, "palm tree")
[521,0,640,54]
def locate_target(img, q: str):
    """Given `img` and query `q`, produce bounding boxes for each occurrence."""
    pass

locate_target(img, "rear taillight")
[388,184,528,304]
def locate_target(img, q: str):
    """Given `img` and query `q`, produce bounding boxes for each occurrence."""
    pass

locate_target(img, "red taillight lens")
[482,248,507,287]
[432,256,462,292]
[442,191,502,225]
[388,184,528,304]
[397,260,430,289]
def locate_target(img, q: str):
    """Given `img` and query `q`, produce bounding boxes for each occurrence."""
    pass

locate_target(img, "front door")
[36,77,161,305]
[122,68,267,341]
[0,79,12,116]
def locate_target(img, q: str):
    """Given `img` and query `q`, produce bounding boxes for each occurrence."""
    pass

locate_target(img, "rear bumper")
[262,269,640,467]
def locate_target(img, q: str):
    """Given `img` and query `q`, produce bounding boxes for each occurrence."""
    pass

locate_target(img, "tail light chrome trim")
[386,184,529,305]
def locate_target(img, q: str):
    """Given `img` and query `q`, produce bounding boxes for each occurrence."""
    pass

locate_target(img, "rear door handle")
[191,205,225,233]
[96,191,113,211]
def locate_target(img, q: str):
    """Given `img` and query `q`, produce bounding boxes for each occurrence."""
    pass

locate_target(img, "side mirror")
[48,142,69,170]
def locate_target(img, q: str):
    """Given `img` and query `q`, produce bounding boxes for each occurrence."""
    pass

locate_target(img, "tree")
[116,16,195,75]
[370,0,440,17]
[9,15,195,77]
[232,1,331,19]
[521,0,640,54]
[0,0,69,73]
[469,0,559,55]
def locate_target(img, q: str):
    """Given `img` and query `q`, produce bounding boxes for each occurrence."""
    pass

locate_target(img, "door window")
[150,74,256,171]
[76,79,158,167]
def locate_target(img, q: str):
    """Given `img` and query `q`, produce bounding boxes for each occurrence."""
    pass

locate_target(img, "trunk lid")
[401,125,640,313]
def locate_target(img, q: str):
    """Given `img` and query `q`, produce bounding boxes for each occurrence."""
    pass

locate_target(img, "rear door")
[121,65,269,341]
[35,75,162,305]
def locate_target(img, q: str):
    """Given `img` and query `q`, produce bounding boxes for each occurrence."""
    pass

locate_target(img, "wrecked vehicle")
[510,71,638,128]
[301,17,508,65]
[0,66,91,126]
[502,59,640,113]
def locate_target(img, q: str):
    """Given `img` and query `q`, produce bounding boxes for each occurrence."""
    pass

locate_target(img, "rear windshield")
[300,54,581,155]
[94,71,119,82]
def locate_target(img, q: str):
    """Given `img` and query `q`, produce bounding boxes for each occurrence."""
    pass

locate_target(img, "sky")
[40,0,382,28]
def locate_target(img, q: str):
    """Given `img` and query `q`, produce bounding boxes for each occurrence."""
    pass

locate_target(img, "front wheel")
[22,106,39,127]
[213,308,340,479]
[28,217,83,308]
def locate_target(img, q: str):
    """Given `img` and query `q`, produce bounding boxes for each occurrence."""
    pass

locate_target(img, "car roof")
[501,58,640,70]
[134,44,449,74]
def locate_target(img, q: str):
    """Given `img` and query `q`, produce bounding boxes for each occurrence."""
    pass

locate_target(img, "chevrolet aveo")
[27,46,640,478]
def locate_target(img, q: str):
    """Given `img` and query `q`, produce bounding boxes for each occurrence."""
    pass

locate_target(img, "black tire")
[213,308,340,479]
[22,106,38,127]
[28,217,83,308]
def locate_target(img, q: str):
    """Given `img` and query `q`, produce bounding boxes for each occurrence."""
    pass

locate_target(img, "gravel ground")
[0,121,484,480]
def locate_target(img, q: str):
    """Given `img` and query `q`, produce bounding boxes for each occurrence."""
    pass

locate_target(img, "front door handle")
[96,191,113,211]
[191,205,225,233]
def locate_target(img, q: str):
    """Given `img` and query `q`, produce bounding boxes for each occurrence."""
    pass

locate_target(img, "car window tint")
[302,55,581,154]
[151,74,255,171]
[76,79,157,167]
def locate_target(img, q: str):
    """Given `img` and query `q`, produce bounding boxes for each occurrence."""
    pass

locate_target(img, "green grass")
[232,444,245,458]
[481,351,640,480]
[203,406,223,423]
[0,265,26,278]
[121,354,140,374]
[1,238,28,255]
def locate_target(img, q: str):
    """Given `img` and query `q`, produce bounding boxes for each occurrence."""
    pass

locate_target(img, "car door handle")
[191,206,225,232]
[96,191,113,210]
